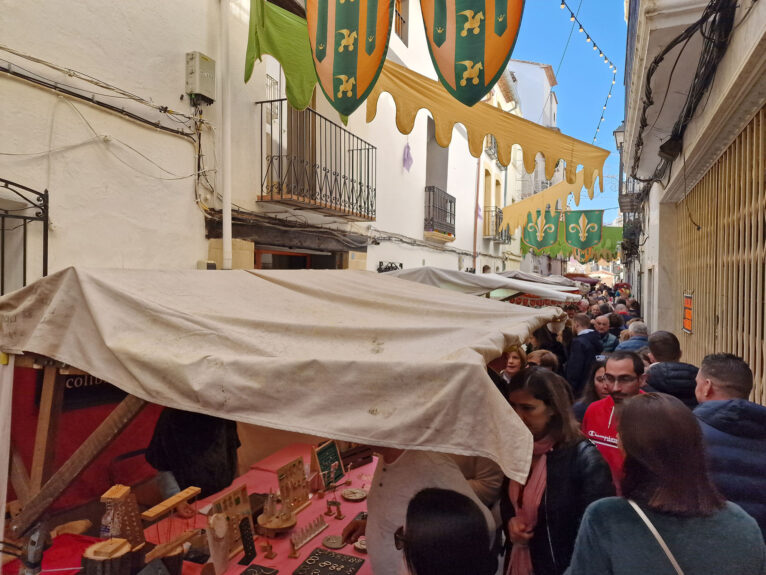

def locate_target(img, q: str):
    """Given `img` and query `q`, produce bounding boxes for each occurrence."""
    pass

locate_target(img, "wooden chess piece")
[334,502,344,520]
[324,500,334,516]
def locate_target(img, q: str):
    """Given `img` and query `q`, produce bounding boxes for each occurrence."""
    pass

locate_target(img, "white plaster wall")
[0,0,245,280]
[506,61,553,126]
[640,182,678,332]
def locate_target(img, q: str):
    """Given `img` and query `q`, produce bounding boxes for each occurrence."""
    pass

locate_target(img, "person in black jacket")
[501,368,615,575]
[529,325,567,375]
[645,330,698,408]
[565,314,603,397]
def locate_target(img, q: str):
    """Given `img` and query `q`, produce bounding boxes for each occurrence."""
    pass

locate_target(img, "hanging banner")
[522,209,559,251]
[565,210,603,250]
[420,0,524,106]
[307,0,394,116]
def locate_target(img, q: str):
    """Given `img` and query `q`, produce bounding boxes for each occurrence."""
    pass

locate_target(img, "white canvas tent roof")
[387,267,581,301]
[498,270,580,287]
[0,268,565,491]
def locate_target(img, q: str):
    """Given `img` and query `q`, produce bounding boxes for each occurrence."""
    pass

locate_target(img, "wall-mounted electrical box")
[185,51,216,105]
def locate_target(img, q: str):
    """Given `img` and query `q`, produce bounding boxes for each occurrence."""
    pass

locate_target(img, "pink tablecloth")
[145,447,377,575]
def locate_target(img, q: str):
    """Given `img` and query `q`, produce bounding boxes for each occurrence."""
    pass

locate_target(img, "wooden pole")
[10,394,147,537]
[29,366,64,494]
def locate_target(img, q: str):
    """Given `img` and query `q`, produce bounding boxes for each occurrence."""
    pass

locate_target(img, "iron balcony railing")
[0,178,48,295]
[485,135,498,160]
[618,177,642,213]
[394,7,406,40]
[424,186,456,237]
[483,205,503,240]
[256,99,377,221]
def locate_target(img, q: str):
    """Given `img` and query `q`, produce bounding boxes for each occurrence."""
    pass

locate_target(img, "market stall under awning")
[0,267,565,538]
[387,266,581,302]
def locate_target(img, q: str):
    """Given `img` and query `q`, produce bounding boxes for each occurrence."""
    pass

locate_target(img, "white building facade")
[0,0,536,291]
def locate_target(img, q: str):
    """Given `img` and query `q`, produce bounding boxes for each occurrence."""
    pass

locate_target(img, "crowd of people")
[343,284,766,575]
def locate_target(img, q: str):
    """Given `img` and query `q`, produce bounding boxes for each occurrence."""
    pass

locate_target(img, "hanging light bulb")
[560,1,565,8]
[612,78,616,84]
[603,105,607,110]
[586,36,591,43]
[608,93,612,98]
[593,44,598,51]
[578,24,584,32]
[570,12,575,21]
[599,50,604,58]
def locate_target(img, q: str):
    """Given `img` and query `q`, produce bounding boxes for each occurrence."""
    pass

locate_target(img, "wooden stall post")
[29,366,65,494]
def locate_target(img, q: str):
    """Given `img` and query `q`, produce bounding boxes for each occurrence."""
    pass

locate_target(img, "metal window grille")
[424,186,456,236]
[678,106,765,401]
[0,178,48,295]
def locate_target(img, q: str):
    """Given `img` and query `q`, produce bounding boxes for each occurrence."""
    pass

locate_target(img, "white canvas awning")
[387,266,581,302]
[0,267,565,485]
[498,270,579,287]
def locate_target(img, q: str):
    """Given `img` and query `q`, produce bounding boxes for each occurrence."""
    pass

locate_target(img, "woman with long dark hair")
[501,368,614,575]
[399,488,496,575]
[572,359,608,422]
[566,393,766,574]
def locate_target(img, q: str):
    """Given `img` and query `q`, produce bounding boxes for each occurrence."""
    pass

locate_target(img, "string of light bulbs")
[558,0,618,144]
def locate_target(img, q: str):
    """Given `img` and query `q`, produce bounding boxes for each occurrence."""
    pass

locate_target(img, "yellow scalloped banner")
[367,60,609,192]
[501,170,597,233]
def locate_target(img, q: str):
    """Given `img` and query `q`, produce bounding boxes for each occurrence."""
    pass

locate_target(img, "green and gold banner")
[420,0,525,106]
[520,224,622,264]
[565,210,603,250]
[522,209,559,251]
[307,0,394,116]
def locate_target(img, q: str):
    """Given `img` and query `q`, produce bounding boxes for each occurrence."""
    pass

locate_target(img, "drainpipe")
[220,0,233,270]
[472,157,481,271]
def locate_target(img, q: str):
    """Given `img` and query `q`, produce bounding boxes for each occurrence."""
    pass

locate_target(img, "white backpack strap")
[627,499,685,575]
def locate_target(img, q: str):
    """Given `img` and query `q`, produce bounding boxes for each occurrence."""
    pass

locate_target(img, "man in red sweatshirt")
[581,350,646,490]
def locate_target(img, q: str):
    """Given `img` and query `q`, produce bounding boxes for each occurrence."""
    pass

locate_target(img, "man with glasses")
[581,350,646,490]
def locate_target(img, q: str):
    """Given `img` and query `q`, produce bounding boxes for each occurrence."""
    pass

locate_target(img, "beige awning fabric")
[500,169,596,233]
[367,61,610,193]
[387,267,579,301]
[0,267,566,482]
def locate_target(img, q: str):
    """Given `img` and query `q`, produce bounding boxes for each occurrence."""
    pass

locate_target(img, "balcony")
[256,99,377,221]
[618,178,642,213]
[424,186,455,242]
[483,206,504,240]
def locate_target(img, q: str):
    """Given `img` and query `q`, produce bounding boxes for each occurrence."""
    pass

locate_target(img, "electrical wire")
[61,99,211,181]
[555,0,584,77]
[0,137,102,157]
[0,44,194,122]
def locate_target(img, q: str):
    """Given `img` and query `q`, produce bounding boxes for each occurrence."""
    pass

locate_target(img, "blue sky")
[512,0,627,223]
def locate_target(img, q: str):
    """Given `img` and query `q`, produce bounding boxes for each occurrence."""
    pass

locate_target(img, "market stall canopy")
[0,267,565,482]
[497,270,579,288]
[387,267,581,301]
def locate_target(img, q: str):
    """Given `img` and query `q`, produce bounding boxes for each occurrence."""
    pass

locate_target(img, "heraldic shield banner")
[421,0,524,106]
[308,0,394,116]
[565,210,603,250]
[522,209,559,250]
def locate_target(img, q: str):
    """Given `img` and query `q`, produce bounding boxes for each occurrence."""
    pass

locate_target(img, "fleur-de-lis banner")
[307,0,394,116]
[522,209,559,250]
[565,210,603,250]
[421,0,525,106]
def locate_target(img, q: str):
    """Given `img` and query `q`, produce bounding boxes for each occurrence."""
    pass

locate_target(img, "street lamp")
[613,122,625,151]
[613,122,625,198]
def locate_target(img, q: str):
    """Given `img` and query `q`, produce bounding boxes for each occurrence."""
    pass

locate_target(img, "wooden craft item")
[310,441,345,489]
[322,535,345,550]
[352,538,367,554]
[292,548,364,575]
[102,485,145,550]
[145,529,201,563]
[141,487,202,522]
[276,458,311,513]
[237,516,258,565]
[82,537,139,575]
[207,513,231,575]
[289,516,329,551]
[256,491,296,537]
[207,484,255,558]
[340,489,367,502]
[259,541,276,560]
[240,566,278,575]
